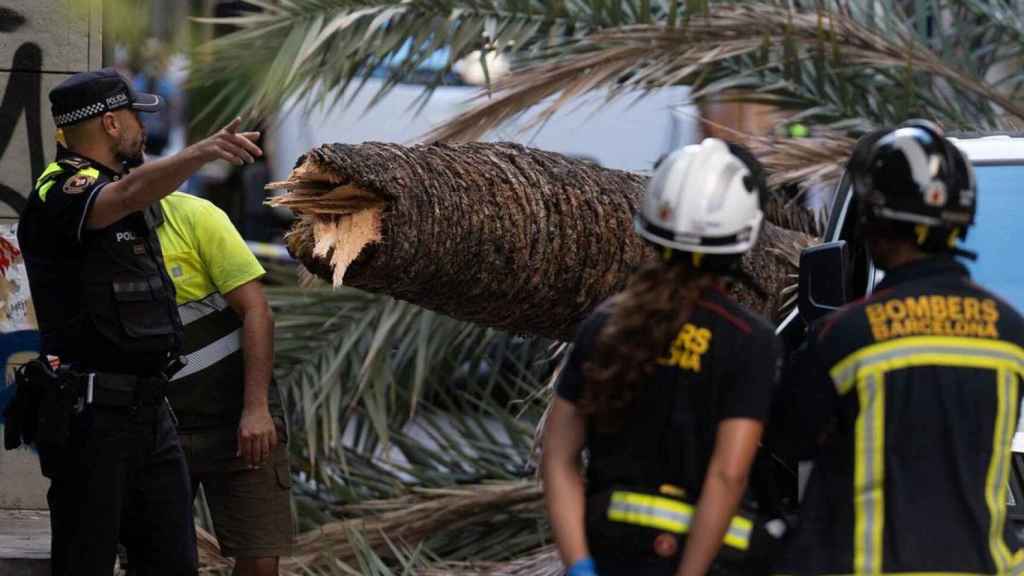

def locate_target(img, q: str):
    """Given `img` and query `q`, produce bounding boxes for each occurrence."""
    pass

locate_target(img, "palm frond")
[283,481,541,573]
[268,285,556,465]
[421,545,561,576]
[426,4,1024,144]
[189,0,674,130]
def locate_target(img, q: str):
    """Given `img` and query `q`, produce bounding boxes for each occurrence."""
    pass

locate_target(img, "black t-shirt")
[556,288,782,497]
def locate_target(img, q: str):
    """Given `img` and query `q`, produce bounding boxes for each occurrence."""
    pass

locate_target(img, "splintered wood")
[311,211,381,286]
[269,179,382,286]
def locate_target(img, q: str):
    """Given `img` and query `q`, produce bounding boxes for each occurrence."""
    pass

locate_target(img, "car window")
[962,164,1024,311]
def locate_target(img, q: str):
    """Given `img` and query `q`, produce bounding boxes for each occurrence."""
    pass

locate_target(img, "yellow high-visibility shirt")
[156,191,265,304]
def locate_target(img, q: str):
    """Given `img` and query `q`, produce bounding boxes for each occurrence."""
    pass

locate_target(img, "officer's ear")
[99,111,120,139]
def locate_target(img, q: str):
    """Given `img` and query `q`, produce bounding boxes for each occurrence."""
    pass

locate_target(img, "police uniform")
[17,69,197,575]
[157,191,295,559]
[556,288,784,575]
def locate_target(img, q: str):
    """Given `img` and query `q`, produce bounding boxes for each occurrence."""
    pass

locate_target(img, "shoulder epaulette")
[57,156,91,171]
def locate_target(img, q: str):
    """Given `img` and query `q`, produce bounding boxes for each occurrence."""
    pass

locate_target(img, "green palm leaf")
[427,3,1024,144]
[189,0,638,130]
[268,285,555,467]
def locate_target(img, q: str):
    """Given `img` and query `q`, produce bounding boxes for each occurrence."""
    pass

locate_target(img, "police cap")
[50,67,163,128]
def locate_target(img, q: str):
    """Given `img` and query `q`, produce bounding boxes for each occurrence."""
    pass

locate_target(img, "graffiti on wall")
[0,223,38,423]
[0,6,44,216]
[0,7,42,421]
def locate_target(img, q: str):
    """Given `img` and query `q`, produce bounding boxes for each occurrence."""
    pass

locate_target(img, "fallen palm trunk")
[271,142,815,341]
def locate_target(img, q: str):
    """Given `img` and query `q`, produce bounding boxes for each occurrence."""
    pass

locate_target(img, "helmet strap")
[950,246,979,261]
[691,252,704,268]
[915,224,930,246]
[947,227,960,248]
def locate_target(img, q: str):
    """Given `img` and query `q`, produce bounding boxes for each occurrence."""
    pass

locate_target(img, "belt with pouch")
[73,371,169,408]
[13,358,174,449]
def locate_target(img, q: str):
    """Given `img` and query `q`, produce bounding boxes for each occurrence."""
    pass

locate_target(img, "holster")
[4,362,37,449]
[4,357,71,450]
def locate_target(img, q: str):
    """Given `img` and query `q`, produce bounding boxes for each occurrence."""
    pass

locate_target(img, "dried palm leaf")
[426,5,1024,144]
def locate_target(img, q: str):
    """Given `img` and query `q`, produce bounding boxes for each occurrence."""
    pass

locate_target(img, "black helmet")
[851,120,976,246]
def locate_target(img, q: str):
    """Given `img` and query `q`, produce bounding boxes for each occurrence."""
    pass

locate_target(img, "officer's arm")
[86,118,262,230]
[676,418,763,576]
[542,397,590,568]
[223,280,277,467]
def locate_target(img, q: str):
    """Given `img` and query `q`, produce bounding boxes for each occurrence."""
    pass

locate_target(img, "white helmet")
[635,138,765,255]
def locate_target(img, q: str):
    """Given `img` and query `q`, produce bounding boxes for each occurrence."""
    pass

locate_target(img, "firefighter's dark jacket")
[780,256,1024,575]
[557,287,783,514]
[18,148,182,375]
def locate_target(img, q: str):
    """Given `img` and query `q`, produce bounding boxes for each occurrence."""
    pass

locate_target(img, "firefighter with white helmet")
[542,138,786,576]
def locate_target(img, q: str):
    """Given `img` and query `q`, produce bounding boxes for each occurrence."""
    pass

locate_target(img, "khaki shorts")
[178,419,295,559]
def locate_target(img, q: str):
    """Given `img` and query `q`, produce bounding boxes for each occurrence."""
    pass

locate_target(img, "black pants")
[38,402,197,576]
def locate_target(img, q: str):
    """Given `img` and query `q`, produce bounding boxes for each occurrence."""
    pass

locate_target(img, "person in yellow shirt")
[154,191,293,575]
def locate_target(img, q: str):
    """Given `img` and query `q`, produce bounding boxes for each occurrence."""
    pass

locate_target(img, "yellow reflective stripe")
[853,370,885,575]
[36,162,64,182]
[723,514,753,551]
[35,162,65,202]
[35,165,100,202]
[607,491,751,550]
[986,368,1017,573]
[831,336,1024,394]
[1014,549,1024,575]
[608,491,690,533]
[38,181,56,201]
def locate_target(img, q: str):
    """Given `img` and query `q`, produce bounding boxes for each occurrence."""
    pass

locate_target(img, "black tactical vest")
[81,201,183,355]
[21,157,183,374]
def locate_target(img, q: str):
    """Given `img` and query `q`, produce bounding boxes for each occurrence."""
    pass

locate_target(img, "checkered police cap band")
[54,102,109,128]
[53,90,132,128]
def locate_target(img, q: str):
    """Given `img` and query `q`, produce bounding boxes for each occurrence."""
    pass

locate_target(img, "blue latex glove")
[567,556,598,576]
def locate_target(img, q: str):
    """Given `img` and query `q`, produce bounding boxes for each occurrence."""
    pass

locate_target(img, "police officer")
[17,68,262,575]
[778,121,1024,574]
[542,139,785,576]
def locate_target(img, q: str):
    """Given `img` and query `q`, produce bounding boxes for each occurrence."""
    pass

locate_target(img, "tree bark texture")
[273,142,815,341]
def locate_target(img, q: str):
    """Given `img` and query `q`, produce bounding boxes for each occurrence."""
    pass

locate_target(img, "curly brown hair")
[578,259,723,430]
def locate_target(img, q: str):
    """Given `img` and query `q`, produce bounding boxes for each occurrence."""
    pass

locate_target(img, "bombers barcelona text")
[865,295,1000,341]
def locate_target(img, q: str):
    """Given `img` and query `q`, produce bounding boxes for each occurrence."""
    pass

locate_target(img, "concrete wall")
[0,0,102,510]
